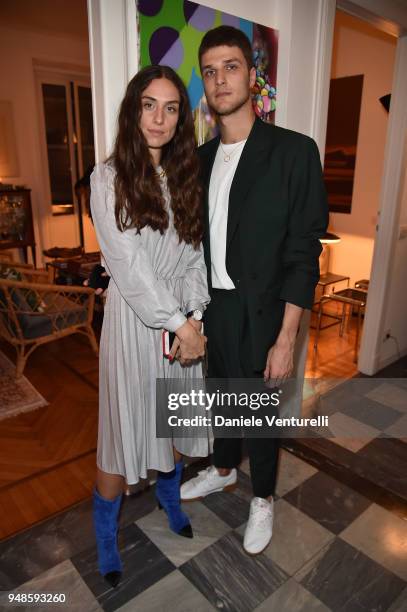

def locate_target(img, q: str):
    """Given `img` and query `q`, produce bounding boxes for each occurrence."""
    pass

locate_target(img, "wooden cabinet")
[0,188,36,266]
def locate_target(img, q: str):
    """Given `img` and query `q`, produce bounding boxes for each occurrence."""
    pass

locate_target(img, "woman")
[90,65,210,588]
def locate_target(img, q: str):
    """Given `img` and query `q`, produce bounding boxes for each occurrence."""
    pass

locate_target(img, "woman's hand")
[169,336,181,360]
[169,318,203,361]
[187,318,202,333]
[175,321,206,365]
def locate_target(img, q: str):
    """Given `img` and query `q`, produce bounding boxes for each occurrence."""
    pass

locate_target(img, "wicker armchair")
[0,267,98,377]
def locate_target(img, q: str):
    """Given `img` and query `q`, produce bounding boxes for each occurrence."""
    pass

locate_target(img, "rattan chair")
[0,267,98,377]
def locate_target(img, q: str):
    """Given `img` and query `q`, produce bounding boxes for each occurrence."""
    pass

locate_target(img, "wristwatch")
[187,309,203,321]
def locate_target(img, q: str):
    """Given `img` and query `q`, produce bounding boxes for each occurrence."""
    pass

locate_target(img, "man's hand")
[263,302,303,385]
[263,332,295,386]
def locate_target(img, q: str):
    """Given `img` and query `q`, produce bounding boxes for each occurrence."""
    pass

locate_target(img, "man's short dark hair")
[198,26,254,71]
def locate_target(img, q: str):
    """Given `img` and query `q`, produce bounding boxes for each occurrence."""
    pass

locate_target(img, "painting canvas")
[138,0,278,143]
[324,75,364,214]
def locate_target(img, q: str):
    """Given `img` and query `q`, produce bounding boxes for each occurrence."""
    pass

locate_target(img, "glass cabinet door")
[40,78,95,216]
[41,83,73,211]
[76,85,95,178]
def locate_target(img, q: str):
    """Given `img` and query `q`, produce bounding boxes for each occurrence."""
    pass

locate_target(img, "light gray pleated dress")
[90,162,211,484]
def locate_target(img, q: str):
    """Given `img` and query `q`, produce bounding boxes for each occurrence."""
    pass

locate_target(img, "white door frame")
[313,1,407,375]
[358,34,407,374]
[87,0,139,161]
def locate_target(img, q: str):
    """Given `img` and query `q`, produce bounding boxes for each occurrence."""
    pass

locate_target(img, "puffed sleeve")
[90,163,187,332]
[182,242,211,314]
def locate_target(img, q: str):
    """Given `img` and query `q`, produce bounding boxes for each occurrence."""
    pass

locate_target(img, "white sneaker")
[180,466,237,501]
[243,497,274,555]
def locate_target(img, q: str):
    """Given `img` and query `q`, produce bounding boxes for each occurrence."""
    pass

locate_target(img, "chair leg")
[87,324,99,356]
[314,300,323,350]
[354,306,362,363]
[340,302,346,337]
[15,348,27,378]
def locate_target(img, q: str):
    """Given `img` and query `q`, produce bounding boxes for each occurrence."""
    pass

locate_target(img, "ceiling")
[0,0,88,40]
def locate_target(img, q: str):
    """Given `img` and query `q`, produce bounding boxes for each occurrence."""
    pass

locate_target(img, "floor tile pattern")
[1,447,406,612]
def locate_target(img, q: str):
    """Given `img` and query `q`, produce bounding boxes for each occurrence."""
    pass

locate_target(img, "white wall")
[0,24,98,263]
[327,11,397,286]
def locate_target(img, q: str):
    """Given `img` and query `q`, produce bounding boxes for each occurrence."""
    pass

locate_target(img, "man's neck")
[218,103,255,144]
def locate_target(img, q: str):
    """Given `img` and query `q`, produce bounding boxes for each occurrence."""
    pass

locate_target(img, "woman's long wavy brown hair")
[111,65,203,248]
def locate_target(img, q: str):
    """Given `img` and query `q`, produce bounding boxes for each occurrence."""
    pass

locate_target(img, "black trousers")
[205,288,280,498]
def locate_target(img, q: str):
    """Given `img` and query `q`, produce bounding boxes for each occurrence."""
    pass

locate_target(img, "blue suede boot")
[93,489,123,588]
[156,461,193,538]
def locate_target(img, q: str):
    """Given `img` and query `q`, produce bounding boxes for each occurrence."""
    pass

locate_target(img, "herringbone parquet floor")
[0,335,99,540]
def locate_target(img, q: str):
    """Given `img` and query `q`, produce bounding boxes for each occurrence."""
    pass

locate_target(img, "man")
[179,26,328,555]
[89,25,328,555]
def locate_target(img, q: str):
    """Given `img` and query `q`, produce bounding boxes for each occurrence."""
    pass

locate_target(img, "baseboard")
[374,345,407,374]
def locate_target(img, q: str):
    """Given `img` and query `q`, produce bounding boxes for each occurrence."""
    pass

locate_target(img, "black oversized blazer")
[197,117,329,372]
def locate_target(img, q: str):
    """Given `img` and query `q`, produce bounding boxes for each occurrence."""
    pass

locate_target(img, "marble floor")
[288,361,407,523]
[1,355,406,611]
[0,444,406,612]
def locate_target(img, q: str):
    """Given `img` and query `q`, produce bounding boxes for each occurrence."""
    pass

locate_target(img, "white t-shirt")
[208,139,247,289]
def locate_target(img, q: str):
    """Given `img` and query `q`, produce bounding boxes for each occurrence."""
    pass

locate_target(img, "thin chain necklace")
[157,167,166,178]
[219,140,244,162]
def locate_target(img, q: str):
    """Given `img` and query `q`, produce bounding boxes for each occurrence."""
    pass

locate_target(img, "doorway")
[307,8,399,379]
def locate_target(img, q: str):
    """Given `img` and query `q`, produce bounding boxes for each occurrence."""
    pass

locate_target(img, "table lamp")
[319,231,341,275]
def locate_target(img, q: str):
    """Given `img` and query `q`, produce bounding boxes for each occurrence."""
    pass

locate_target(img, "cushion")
[0,276,88,340]
[19,294,88,340]
[0,268,41,311]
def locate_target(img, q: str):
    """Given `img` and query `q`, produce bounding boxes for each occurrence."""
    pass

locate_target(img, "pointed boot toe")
[178,523,193,538]
[104,570,122,588]
[156,461,194,538]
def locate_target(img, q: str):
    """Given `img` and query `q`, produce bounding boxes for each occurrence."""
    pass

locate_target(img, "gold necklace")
[157,168,166,178]
[219,141,243,162]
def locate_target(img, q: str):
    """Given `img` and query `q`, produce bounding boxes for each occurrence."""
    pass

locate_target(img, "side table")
[311,273,350,330]
[314,288,368,362]
[315,273,350,303]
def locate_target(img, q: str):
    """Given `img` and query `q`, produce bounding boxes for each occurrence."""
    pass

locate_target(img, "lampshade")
[320,231,341,244]
[319,232,340,275]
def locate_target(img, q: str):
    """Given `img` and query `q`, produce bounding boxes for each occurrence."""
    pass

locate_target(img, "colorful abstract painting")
[138,0,278,142]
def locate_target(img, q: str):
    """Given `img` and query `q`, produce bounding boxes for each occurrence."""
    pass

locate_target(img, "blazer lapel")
[226,117,271,249]
[200,135,220,290]
[201,136,220,189]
